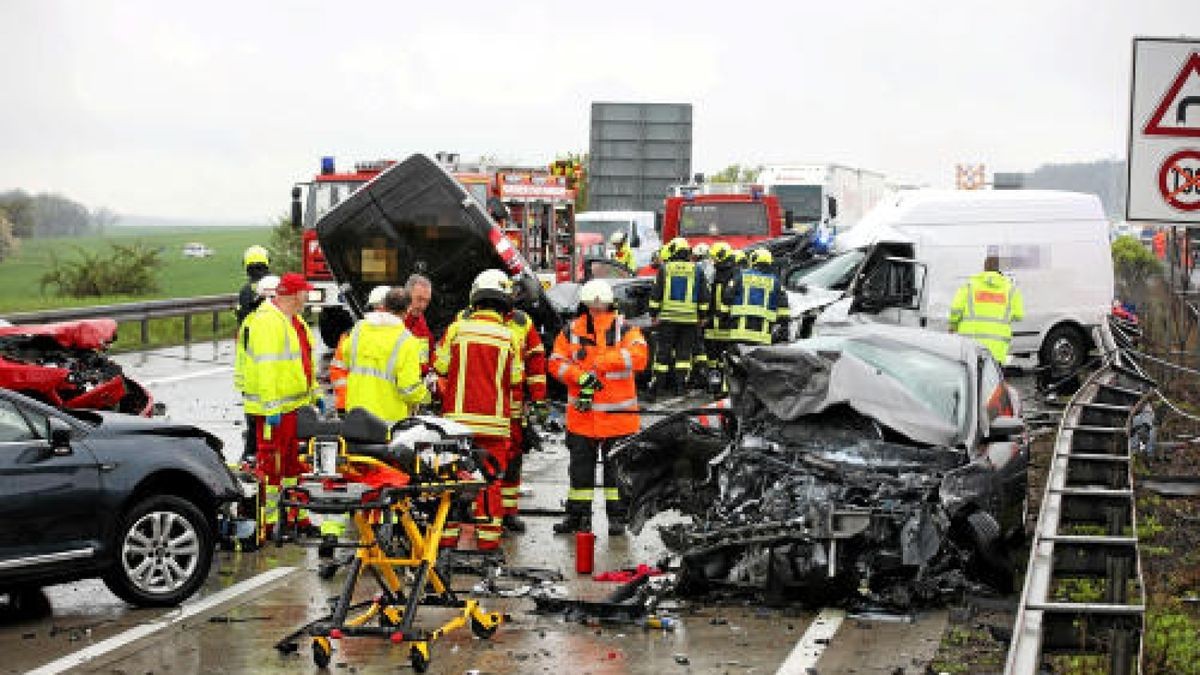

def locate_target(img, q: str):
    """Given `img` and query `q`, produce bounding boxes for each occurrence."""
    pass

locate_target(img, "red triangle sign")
[1144,52,1200,137]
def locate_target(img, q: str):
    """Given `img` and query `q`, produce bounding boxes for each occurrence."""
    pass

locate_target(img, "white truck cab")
[784,190,1114,373]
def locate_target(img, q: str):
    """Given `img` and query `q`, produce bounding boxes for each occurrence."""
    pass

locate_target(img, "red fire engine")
[660,183,788,251]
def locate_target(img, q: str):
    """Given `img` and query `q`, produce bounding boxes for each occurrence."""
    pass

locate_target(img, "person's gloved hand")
[265,413,282,427]
[530,400,550,425]
[577,372,602,391]
[575,387,595,412]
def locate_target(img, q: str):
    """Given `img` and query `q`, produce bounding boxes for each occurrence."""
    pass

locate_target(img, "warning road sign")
[1158,150,1200,211]
[1128,37,1200,224]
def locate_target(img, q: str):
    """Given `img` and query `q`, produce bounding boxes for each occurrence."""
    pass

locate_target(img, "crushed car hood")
[0,319,118,350]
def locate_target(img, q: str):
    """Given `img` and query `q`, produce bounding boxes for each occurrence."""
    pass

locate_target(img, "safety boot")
[502,514,527,533]
[608,521,627,536]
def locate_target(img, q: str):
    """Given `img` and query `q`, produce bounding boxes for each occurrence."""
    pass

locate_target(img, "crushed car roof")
[0,319,119,350]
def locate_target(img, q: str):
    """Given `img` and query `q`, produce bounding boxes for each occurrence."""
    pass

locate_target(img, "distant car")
[0,388,238,606]
[182,242,214,258]
[613,325,1029,607]
[0,319,154,416]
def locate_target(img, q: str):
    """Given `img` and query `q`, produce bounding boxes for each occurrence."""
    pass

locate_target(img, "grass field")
[0,226,273,313]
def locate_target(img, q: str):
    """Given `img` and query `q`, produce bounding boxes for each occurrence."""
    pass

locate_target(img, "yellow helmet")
[750,248,774,267]
[243,245,270,268]
[731,249,748,266]
[710,242,732,262]
[668,237,690,259]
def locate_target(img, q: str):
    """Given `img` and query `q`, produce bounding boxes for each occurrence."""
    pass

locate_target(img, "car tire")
[102,495,214,607]
[966,511,1014,594]
[1040,324,1087,375]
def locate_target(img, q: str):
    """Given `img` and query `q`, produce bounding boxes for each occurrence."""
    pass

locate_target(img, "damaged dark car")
[613,325,1028,608]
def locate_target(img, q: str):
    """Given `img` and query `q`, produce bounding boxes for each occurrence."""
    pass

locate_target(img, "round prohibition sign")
[1159,149,1200,211]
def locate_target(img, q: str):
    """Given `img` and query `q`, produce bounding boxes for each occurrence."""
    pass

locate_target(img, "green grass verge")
[0,226,271,313]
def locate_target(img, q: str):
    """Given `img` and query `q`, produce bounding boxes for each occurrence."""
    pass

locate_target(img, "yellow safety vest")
[949,271,1025,363]
[650,260,708,323]
[242,301,317,416]
[344,317,428,423]
[724,269,787,344]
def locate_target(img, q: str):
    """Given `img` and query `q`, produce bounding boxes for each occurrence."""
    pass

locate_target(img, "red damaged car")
[0,319,153,416]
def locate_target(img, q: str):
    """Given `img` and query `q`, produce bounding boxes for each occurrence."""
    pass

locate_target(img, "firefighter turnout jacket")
[649,260,710,323]
[342,311,429,422]
[949,271,1025,363]
[506,310,547,414]
[550,311,649,438]
[705,260,742,342]
[722,268,790,344]
[435,309,524,438]
[241,300,317,416]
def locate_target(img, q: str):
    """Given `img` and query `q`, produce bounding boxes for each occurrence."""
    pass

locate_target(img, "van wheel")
[1041,325,1087,374]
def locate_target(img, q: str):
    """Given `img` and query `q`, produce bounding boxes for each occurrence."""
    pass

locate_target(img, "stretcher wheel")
[471,616,498,640]
[410,643,430,673]
[312,636,332,668]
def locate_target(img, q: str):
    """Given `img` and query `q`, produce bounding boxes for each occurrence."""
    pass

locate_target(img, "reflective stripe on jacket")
[330,333,349,410]
[649,260,710,323]
[435,309,523,438]
[722,269,790,344]
[344,313,428,422]
[549,311,649,439]
[949,271,1025,363]
[242,301,316,416]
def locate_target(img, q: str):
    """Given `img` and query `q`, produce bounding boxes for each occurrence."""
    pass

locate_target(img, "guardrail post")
[212,310,219,337]
[141,316,149,344]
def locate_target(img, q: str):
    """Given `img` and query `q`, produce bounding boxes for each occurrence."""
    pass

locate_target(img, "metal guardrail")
[2,294,238,345]
[1006,318,1151,674]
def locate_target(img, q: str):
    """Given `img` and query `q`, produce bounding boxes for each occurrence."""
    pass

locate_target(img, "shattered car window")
[838,339,969,439]
[789,249,866,290]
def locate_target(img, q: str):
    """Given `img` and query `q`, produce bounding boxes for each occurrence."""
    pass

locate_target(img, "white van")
[575,211,660,269]
[784,190,1114,372]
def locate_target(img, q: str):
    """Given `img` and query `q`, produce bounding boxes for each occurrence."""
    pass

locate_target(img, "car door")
[0,398,102,568]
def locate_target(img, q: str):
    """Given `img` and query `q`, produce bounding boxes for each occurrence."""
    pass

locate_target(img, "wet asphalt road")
[0,339,1029,674]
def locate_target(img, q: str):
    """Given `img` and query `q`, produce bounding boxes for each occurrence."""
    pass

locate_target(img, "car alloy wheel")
[121,510,201,595]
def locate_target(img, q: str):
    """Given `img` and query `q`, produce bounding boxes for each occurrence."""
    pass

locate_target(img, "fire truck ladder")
[1005,319,1152,674]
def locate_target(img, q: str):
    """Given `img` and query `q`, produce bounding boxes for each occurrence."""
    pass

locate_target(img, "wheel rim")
[121,510,200,595]
[1051,337,1078,369]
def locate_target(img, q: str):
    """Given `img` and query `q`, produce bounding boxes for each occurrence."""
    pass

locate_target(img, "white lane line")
[141,366,232,387]
[26,566,297,675]
[776,607,845,675]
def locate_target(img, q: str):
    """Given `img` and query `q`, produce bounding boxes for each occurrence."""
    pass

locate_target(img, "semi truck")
[757,164,889,233]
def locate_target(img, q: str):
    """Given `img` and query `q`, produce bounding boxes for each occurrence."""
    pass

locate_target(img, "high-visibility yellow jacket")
[613,244,635,272]
[949,271,1025,363]
[649,259,710,323]
[343,312,429,423]
[721,268,789,344]
[242,301,317,416]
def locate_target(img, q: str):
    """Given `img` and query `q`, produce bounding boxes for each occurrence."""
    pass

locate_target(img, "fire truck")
[291,155,580,345]
[659,183,788,252]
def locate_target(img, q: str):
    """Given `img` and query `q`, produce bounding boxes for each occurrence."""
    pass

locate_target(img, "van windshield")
[770,185,822,222]
[791,249,867,290]
[577,219,631,243]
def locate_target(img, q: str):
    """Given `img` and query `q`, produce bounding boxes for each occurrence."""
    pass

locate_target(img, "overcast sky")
[0,1,1192,222]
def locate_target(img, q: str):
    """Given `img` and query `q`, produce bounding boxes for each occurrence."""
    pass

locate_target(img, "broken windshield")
[791,249,866,290]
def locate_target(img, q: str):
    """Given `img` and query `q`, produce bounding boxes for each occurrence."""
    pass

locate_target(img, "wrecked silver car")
[613,325,1028,608]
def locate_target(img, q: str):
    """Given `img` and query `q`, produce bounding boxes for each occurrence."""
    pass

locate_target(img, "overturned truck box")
[314,153,562,338]
[612,326,1029,608]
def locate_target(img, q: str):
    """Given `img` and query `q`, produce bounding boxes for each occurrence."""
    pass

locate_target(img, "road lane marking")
[776,607,845,674]
[26,566,297,675]
[142,366,232,387]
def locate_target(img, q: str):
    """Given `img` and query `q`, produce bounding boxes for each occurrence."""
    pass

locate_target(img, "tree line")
[0,189,118,239]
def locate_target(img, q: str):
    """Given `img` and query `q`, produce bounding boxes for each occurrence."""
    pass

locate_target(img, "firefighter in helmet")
[610,231,635,272]
[647,237,710,400]
[722,248,790,348]
[236,245,271,325]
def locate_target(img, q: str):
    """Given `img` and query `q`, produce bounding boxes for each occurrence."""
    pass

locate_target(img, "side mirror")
[654,212,663,235]
[629,227,641,248]
[785,209,794,230]
[48,417,73,455]
[987,415,1025,441]
[827,196,838,219]
[291,186,303,230]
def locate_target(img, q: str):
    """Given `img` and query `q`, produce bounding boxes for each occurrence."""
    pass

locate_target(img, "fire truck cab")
[660,183,788,251]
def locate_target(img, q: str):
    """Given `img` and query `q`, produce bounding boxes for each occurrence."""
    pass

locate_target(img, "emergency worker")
[549,279,649,535]
[703,244,741,394]
[647,237,709,400]
[235,275,279,463]
[242,273,320,536]
[434,270,524,550]
[342,287,428,422]
[949,250,1025,364]
[723,249,790,346]
[610,231,635,272]
[236,245,271,325]
[330,285,390,415]
[403,274,435,377]
[499,304,547,533]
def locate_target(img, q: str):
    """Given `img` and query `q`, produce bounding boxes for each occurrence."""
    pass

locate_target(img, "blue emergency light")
[321,156,336,174]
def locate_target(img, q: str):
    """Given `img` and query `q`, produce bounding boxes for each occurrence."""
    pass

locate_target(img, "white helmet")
[255,275,280,299]
[367,285,390,308]
[469,269,513,307]
[693,243,710,258]
[609,231,627,246]
[579,279,615,307]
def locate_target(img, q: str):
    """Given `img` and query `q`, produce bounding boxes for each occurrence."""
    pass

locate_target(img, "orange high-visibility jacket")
[435,309,524,438]
[549,311,648,439]
[330,333,349,411]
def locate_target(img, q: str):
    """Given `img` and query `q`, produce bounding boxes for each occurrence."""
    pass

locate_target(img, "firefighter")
[723,248,790,347]
[647,237,709,400]
[688,242,713,387]
[949,249,1025,364]
[330,285,390,416]
[549,279,649,535]
[703,243,741,395]
[434,269,524,550]
[610,231,635,272]
[236,245,271,325]
[500,302,547,533]
[242,272,320,536]
[234,275,279,463]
